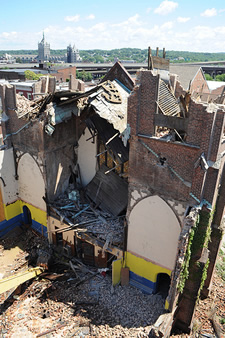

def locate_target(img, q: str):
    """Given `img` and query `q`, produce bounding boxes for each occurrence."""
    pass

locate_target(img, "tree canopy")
[24,70,45,80]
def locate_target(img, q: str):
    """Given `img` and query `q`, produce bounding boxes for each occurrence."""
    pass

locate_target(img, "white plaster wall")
[127,195,181,271]
[77,128,97,187]
[18,153,46,211]
[0,148,18,204]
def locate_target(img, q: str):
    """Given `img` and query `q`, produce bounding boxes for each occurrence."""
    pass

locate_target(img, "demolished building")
[0,58,225,335]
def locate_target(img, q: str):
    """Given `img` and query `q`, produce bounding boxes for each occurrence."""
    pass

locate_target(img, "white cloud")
[177,17,190,23]
[91,23,106,32]
[201,8,217,17]
[1,31,18,38]
[112,14,141,27]
[161,21,174,30]
[154,1,178,15]
[86,14,95,20]
[64,15,80,22]
[146,7,151,14]
[2,14,225,53]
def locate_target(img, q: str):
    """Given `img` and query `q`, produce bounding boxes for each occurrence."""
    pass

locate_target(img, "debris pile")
[51,186,125,247]
[0,228,166,337]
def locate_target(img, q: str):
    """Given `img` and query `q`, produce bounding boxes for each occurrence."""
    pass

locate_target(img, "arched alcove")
[18,153,46,211]
[127,195,181,271]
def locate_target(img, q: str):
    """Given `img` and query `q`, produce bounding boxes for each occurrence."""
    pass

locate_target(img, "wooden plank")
[85,164,128,216]
[154,114,189,132]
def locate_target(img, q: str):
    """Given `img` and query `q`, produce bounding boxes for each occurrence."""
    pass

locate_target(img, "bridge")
[75,62,225,79]
[1,61,225,79]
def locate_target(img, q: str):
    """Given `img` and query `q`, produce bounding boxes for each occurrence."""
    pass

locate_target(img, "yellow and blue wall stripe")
[125,251,171,294]
[0,200,47,237]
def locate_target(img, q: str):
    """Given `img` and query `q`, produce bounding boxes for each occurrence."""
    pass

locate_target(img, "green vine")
[178,226,195,293]
[177,209,213,294]
[197,258,210,301]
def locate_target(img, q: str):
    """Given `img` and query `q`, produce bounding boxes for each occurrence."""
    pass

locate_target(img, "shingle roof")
[169,64,200,90]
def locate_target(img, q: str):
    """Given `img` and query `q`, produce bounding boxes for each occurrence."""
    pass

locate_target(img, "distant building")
[38,33,50,63]
[67,44,81,63]
[0,53,16,64]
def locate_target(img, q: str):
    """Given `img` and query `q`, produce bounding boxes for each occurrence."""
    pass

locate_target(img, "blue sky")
[0,0,225,52]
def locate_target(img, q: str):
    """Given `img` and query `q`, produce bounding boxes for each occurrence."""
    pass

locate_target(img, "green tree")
[24,70,44,80]
[76,70,92,82]
[205,74,213,81]
[215,74,225,82]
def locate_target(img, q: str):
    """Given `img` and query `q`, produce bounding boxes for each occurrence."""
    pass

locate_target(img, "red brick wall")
[190,69,210,95]
[211,85,225,96]
[52,66,76,82]
[128,70,158,137]
[128,135,198,201]
[128,70,225,206]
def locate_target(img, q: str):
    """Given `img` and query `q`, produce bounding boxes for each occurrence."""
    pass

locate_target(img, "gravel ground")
[0,228,166,337]
[1,228,224,337]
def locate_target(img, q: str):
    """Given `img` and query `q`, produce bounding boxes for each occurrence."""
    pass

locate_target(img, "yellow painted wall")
[4,200,22,220]
[20,201,47,227]
[112,258,123,286]
[3,200,47,229]
[126,251,171,283]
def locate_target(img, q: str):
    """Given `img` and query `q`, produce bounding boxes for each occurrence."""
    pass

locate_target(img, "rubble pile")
[52,187,125,247]
[1,273,165,337]
[16,94,34,118]
[0,228,166,337]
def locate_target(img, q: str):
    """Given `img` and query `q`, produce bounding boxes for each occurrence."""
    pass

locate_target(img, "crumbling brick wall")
[0,82,85,203]
[127,69,225,321]
[190,68,210,95]
[128,70,225,208]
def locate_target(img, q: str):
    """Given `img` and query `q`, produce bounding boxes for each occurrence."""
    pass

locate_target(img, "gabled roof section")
[100,61,135,91]
[170,64,201,90]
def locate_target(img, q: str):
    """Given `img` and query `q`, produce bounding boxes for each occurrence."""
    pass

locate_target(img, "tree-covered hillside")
[1,48,225,64]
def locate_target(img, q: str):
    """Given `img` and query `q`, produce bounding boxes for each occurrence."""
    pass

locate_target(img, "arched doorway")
[155,273,171,298]
[23,206,32,226]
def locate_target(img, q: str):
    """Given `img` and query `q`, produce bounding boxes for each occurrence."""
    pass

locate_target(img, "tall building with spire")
[67,44,81,63]
[38,33,50,63]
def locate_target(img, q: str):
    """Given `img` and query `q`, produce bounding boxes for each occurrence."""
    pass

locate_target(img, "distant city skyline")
[1,0,225,52]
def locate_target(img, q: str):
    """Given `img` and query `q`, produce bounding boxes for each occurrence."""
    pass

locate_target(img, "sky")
[0,0,225,52]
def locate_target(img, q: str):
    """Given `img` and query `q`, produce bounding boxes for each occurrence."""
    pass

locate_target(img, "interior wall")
[18,153,46,211]
[127,195,181,271]
[0,148,18,205]
[77,128,97,187]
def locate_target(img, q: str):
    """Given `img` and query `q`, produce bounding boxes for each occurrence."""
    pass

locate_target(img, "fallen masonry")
[0,227,166,337]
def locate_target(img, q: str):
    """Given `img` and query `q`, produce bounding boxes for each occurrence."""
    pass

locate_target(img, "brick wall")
[190,68,210,95]
[211,84,225,96]
[128,69,225,208]
[128,70,157,137]
[52,66,76,82]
